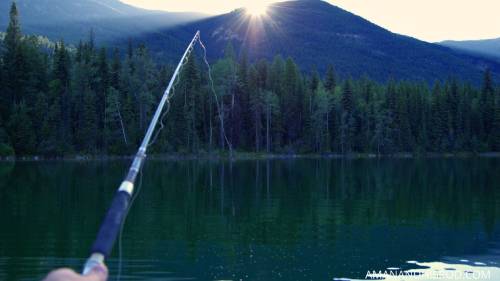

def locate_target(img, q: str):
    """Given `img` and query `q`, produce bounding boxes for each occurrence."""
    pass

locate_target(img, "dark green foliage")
[4,3,21,48]
[324,64,336,92]
[7,102,35,154]
[0,115,14,157]
[0,3,498,156]
[0,143,14,157]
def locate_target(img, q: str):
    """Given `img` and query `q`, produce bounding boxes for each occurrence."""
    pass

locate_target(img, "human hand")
[43,264,108,281]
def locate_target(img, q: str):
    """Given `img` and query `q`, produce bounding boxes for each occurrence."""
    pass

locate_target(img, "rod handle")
[90,189,132,257]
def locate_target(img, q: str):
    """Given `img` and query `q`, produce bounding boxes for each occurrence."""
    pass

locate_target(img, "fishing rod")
[82,30,201,275]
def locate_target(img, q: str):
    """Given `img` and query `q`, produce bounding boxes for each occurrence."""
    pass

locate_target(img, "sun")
[245,2,269,17]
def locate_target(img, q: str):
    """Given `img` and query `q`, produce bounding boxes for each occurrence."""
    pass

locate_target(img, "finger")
[81,264,108,281]
[43,268,81,281]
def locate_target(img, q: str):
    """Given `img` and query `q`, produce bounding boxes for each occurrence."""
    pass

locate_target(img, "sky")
[120,0,500,42]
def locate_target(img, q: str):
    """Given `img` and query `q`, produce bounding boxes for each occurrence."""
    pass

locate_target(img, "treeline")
[0,3,499,157]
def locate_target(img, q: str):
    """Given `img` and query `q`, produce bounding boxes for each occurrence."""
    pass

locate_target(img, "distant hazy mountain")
[440,38,500,62]
[128,0,500,83]
[0,0,205,43]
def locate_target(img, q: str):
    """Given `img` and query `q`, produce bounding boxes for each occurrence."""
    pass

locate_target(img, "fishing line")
[115,57,191,279]
[149,50,191,148]
[198,36,233,154]
[86,32,234,281]
[82,31,201,279]
[114,38,205,281]
[151,38,233,154]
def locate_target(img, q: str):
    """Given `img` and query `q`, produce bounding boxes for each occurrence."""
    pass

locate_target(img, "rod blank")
[82,30,201,275]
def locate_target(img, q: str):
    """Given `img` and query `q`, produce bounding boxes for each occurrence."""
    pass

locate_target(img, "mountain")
[128,0,500,83]
[440,38,500,62]
[0,0,205,43]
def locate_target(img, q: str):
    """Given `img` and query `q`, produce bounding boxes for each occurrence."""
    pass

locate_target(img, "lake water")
[0,158,499,281]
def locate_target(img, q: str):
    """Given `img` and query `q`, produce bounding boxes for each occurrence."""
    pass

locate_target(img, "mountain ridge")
[0,0,206,43]
[440,37,500,62]
[1,0,498,83]
[125,0,500,83]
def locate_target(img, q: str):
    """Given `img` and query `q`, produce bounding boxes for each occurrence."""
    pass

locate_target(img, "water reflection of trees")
[113,159,500,255]
[0,159,498,280]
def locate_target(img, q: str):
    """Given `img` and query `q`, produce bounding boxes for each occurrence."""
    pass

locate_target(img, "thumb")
[82,264,108,281]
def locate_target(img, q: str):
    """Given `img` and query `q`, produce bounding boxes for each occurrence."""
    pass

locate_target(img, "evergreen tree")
[372,109,393,155]
[1,4,499,156]
[8,102,35,155]
[52,42,72,152]
[96,47,109,150]
[311,84,331,152]
[110,48,121,90]
[4,3,21,57]
[105,87,128,153]
[481,69,495,149]
[212,50,237,151]
[262,90,279,153]
[3,2,24,110]
[282,57,301,147]
[235,50,251,149]
[309,67,320,93]
[324,64,336,92]
[340,80,355,153]
[32,91,50,148]
[0,115,14,157]
[248,67,264,152]
[341,80,354,114]
[181,53,201,152]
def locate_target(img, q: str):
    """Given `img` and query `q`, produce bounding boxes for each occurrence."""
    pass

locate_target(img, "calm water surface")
[0,159,499,281]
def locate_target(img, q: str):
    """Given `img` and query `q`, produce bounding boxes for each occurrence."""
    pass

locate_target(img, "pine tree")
[8,102,35,155]
[263,90,279,153]
[340,80,355,153]
[0,53,4,120]
[0,114,14,157]
[282,57,301,147]
[105,87,128,153]
[0,6,497,157]
[52,42,72,152]
[96,47,109,150]
[324,64,336,92]
[372,109,393,155]
[248,67,264,152]
[81,88,98,153]
[446,79,461,150]
[32,91,50,148]
[481,69,495,150]
[236,50,251,149]
[492,87,500,151]
[341,80,354,114]
[311,84,330,152]
[309,67,320,93]
[4,3,22,56]
[212,51,237,151]
[3,2,24,109]
[110,48,121,90]
[181,53,201,152]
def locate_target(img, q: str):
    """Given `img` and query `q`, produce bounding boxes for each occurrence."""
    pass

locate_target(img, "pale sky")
[120,0,500,42]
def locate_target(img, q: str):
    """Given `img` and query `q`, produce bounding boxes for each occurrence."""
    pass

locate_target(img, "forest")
[0,3,499,157]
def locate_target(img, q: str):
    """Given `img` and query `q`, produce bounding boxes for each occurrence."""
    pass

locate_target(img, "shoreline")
[1,152,500,162]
